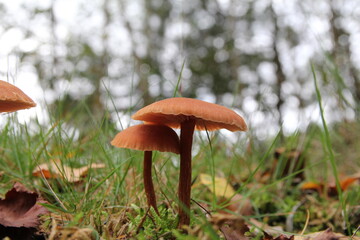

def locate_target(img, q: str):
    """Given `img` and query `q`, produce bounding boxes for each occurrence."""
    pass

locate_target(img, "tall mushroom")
[0,80,36,113]
[111,124,180,214]
[132,97,247,226]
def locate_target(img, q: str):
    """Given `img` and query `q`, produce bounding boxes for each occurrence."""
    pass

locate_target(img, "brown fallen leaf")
[249,219,284,236]
[300,182,324,194]
[293,228,360,240]
[301,175,359,197]
[340,177,358,190]
[0,182,48,239]
[263,231,294,240]
[210,213,250,240]
[0,182,48,228]
[308,228,340,240]
[219,193,254,216]
[33,159,105,182]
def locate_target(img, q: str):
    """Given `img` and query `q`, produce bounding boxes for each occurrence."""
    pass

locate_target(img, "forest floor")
[0,111,360,239]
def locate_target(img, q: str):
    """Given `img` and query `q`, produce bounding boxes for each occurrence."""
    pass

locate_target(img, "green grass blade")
[173,59,185,97]
[311,63,349,231]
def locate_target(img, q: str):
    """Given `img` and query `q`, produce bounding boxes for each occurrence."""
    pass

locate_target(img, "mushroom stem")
[143,151,159,214]
[178,119,196,227]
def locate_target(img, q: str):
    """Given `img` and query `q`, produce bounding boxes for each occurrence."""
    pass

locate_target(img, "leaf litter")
[198,170,360,240]
[0,182,49,239]
[32,159,105,183]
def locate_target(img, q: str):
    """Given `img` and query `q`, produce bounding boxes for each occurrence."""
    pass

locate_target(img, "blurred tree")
[328,0,360,113]
[118,0,172,106]
[0,0,359,136]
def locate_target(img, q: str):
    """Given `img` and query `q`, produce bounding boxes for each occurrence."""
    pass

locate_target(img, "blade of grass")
[172,59,185,97]
[311,63,349,231]
[218,131,281,211]
[202,124,217,208]
[85,161,126,198]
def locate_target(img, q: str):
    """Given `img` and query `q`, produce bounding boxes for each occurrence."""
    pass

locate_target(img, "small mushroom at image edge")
[132,97,247,227]
[111,124,180,214]
[0,80,36,113]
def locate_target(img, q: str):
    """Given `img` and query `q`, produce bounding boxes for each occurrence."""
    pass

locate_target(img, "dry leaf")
[301,175,359,197]
[300,182,324,194]
[219,193,254,216]
[0,182,48,228]
[293,228,360,240]
[199,173,253,216]
[0,182,48,239]
[307,228,340,240]
[249,219,284,236]
[263,231,294,240]
[340,177,358,190]
[33,159,105,182]
[210,213,249,240]
[199,173,236,198]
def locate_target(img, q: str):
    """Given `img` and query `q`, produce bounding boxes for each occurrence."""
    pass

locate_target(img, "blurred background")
[0,0,359,139]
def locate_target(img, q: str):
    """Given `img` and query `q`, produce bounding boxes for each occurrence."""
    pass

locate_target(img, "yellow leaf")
[199,173,236,198]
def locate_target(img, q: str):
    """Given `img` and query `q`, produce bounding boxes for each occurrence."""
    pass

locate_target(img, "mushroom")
[132,97,247,226]
[111,124,180,214]
[0,80,36,113]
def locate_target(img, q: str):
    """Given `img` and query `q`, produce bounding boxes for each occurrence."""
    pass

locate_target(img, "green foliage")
[127,204,178,239]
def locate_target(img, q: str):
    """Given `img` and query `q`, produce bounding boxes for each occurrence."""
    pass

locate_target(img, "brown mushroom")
[111,124,180,214]
[132,97,247,226]
[0,80,36,113]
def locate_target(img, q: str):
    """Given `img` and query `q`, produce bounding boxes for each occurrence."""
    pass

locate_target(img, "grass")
[1,78,360,239]
[312,64,348,231]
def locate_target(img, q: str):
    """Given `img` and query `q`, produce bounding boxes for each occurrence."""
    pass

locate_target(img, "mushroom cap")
[0,80,36,113]
[111,124,180,154]
[132,97,247,132]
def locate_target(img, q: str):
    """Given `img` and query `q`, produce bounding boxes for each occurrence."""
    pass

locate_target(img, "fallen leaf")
[296,228,359,240]
[199,173,253,216]
[0,182,48,239]
[300,182,324,194]
[0,182,48,228]
[301,176,359,197]
[249,219,284,236]
[340,177,358,190]
[210,213,249,240]
[263,231,294,240]
[33,159,105,182]
[293,228,360,240]
[308,228,340,240]
[199,173,236,198]
[219,193,254,216]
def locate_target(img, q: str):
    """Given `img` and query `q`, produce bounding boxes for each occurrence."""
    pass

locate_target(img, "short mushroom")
[132,97,247,226]
[0,80,36,113]
[111,124,180,214]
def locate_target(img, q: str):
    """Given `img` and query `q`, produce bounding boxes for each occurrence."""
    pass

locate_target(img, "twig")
[192,198,212,217]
